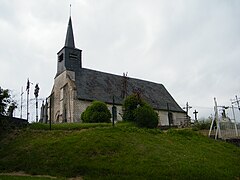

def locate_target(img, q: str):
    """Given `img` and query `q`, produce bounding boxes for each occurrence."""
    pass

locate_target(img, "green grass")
[0,175,58,180]
[29,122,112,130]
[0,123,239,179]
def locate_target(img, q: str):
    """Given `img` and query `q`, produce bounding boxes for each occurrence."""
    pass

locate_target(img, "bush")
[192,120,212,131]
[122,94,145,121]
[134,105,159,128]
[122,94,159,128]
[81,101,111,123]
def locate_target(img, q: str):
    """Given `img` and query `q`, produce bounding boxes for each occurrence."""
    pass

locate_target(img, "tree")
[0,86,17,116]
[81,101,111,123]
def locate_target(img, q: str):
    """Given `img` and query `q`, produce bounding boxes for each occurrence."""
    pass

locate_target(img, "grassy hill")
[0,123,240,179]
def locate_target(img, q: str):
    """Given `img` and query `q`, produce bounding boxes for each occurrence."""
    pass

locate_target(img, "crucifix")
[193,109,198,122]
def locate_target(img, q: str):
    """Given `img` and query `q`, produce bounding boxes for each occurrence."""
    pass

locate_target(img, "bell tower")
[56,16,82,77]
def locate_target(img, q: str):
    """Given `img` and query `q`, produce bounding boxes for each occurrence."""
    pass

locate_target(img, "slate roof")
[65,17,75,48]
[75,68,185,113]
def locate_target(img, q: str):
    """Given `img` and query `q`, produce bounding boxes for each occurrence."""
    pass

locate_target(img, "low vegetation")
[134,104,159,128]
[123,94,158,128]
[0,122,239,179]
[29,122,111,131]
[192,118,213,131]
[0,86,17,116]
[81,101,111,123]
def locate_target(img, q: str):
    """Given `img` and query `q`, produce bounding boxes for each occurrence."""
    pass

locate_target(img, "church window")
[58,53,64,62]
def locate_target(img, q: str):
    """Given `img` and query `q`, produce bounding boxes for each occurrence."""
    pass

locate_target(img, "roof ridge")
[81,68,164,86]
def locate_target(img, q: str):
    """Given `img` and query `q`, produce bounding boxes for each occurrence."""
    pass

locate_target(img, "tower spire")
[65,13,75,48]
[56,7,82,77]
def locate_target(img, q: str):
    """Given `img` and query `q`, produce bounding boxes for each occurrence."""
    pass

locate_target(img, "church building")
[49,16,187,126]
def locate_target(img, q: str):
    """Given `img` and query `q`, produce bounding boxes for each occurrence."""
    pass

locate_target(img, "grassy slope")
[0,123,239,179]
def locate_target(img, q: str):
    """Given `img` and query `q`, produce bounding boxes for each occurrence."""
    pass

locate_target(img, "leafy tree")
[81,101,111,123]
[0,87,17,116]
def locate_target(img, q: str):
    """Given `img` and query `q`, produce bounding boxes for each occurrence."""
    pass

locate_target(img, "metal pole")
[112,96,115,127]
[209,115,214,137]
[231,104,239,137]
[27,88,29,121]
[214,98,221,139]
[20,87,23,119]
[235,95,240,110]
[47,94,52,130]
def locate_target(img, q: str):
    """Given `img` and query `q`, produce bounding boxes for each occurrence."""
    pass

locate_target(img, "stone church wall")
[156,110,187,126]
[73,100,124,122]
[157,111,169,126]
[174,112,187,127]
[51,70,186,126]
[51,70,76,123]
[73,100,91,122]
[106,104,123,121]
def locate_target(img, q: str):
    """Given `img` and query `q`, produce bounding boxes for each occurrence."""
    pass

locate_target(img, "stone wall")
[157,110,187,127]
[73,100,123,122]
[0,115,28,132]
[51,70,76,123]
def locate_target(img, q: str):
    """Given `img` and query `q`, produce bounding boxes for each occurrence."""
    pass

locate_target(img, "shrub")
[122,94,145,121]
[81,101,111,123]
[122,94,159,128]
[192,119,212,131]
[134,105,159,128]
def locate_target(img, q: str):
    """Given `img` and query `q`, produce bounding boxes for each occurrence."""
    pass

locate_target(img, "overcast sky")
[1,0,240,121]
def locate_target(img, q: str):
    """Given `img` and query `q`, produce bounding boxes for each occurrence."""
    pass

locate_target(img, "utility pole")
[193,109,198,122]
